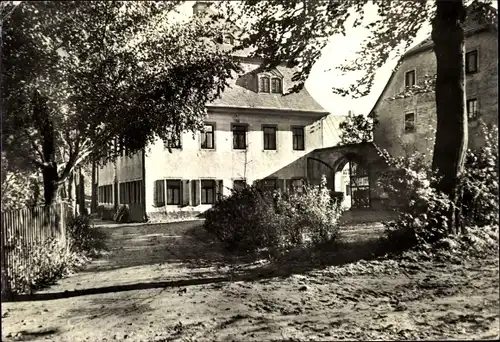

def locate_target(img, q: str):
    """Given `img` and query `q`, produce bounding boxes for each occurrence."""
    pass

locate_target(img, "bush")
[2,214,106,296]
[378,123,499,254]
[377,151,452,251]
[6,237,86,295]
[204,175,343,254]
[457,122,499,228]
[204,186,281,253]
[67,214,107,257]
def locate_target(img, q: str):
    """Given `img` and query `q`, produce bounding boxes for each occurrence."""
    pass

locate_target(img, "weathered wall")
[373,30,498,160]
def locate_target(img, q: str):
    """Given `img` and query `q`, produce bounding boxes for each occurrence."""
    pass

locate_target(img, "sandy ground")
[1,220,499,341]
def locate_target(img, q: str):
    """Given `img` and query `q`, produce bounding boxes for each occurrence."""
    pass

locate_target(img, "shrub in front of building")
[203,175,343,254]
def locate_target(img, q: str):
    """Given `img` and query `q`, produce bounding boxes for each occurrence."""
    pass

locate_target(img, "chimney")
[348,110,352,117]
[193,1,212,15]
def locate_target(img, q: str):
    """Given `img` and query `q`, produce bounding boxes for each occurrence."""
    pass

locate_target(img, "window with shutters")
[263,125,277,150]
[201,123,215,149]
[232,124,247,150]
[292,126,305,150]
[466,50,478,74]
[166,180,181,205]
[201,180,216,204]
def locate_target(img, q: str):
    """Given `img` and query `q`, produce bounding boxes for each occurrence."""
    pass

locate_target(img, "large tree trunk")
[42,163,59,205]
[431,0,468,234]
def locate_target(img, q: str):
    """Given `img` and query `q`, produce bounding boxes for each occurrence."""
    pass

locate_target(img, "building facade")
[96,52,355,221]
[372,6,498,160]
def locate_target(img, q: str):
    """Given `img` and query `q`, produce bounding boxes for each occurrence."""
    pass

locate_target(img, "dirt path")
[2,220,499,341]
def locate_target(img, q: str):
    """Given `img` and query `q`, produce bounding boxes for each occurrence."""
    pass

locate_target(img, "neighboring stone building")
[371,5,498,160]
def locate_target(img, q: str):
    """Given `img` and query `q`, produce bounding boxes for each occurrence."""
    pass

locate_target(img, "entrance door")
[349,161,370,208]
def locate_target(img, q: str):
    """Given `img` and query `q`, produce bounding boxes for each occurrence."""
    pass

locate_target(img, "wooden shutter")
[192,180,199,206]
[182,180,190,206]
[216,180,224,201]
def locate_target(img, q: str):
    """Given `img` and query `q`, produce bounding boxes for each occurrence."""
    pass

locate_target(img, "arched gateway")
[306,142,386,210]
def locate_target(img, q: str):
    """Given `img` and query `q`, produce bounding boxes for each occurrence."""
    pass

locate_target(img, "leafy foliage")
[3,214,106,295]
[338,112,378,145]
[204,175,343,254]
[378,122,499,253]
[4,237,87,295]
[457,122,499,227]
[2,1,240,203]
[67,214,107,257]
[377,151,452,251]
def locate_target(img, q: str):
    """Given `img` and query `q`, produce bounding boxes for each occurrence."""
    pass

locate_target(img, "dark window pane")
[233,125,247,149]
[405,70,415,87]
[201,124,214,149]
[260,77,270,92]
[404,113,415,133]
[466,50,478,73]
[292,127,304,150]
[166,180,181,205]
[263,126,277,150]
[271,78,282,93]
[201,180,215,204]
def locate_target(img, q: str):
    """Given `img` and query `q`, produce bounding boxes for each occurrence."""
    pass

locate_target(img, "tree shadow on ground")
[3,229,389,303]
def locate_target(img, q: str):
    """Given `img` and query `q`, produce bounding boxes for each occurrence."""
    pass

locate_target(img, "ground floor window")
[201,180,216,204]
[166,180,181,205]
[153,179,181,206]
[98,184,113,204]
[119,180,142,204]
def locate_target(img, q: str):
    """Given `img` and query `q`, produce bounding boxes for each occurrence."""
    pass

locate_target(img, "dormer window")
[259,76,270,92]
[271,78,282,94]
[259,75,283,94]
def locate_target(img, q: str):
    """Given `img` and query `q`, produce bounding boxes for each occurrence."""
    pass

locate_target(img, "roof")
[404,4,497,57]
[207,60,329,113]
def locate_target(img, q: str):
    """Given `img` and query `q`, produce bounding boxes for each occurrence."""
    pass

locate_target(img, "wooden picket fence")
[1,202,71,295]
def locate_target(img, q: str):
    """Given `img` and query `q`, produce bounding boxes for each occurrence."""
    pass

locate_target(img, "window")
[201,180,216,204]
[223,34,234,45]
[98,185,113,204]
[405,70,416,87]
[262,179,277,192]
[259,76,270,92]
[263,125,277,150]
[201,123,215,149]
[292,127,305,150]
[346,184,351,196]
[154,180,165,207]
[467,98,478,120]
[232,124,247,150]
[291,179,305,193]
[233,179,246,191]
[466,50,478,74]
[166,180,181,205]
[271,78,282,94]
[404,113,416,133]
